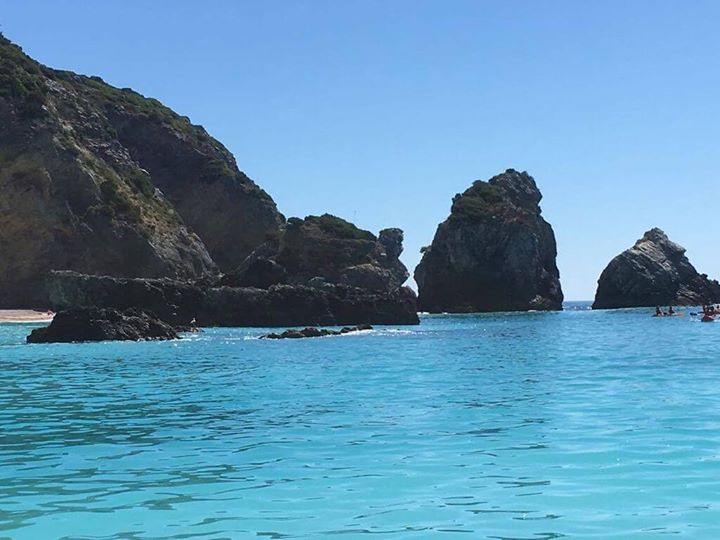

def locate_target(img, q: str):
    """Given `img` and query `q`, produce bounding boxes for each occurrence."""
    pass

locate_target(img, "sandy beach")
[0,310,54,323]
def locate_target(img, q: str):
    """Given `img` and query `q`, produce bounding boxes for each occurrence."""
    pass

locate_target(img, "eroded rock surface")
[47,271,419,327]
[260,324,373,339]
[592,228,720,309]
[415,169,563,312]
[27,307,178,343]
[0,34,283,306]
[224,214,410,294]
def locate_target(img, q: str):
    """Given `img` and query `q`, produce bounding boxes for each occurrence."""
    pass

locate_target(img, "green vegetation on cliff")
[450,181,506,221]
[299,214,376,241]
[0,34,48,115]
[0,33,286,305]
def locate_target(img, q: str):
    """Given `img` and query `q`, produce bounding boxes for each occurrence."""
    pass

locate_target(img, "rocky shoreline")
[46,270,419,328]
[5,33,720,334]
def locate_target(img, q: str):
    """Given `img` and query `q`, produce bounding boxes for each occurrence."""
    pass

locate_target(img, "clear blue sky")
[3,0,719,300]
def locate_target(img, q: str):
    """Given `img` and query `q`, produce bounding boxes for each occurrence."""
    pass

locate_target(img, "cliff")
[592,228,720,309]
[414,169,563,312]
[0,34,283,307]
[225,214,410,293]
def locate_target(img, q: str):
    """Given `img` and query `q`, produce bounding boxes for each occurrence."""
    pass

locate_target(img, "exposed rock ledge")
[47,271,419,327]
[261,324,372,339]
[27,308,178,343]
[592,228,720,309]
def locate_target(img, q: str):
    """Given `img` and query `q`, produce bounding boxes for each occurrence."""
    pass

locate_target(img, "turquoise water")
[2,306,720,539]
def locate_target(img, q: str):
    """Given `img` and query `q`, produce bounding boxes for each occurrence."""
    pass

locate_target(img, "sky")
[2,0,719,300]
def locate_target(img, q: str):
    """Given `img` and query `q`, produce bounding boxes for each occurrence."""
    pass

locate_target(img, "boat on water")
[652,306,683,317]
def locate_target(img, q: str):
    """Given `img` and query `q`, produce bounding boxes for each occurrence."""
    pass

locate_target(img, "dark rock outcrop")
[220,258,288,288]
[27,307,178,343]
[0,34,283,307]
[201,284,417,327]
[46,271,205,327]
[47,271,419,327]
[592,228,720,309]
[415,169,563,312]
[232,214,410,293]
[276,215,411,291]
[261,324,372,339]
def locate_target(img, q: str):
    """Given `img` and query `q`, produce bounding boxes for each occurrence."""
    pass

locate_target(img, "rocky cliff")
[44,212,419,326]
[0,34,283,307]
[414,169,563,312]
[225,214,410,293]
[592,228,720,309]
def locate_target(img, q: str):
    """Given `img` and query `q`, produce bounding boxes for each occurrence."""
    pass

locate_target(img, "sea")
[1,302,720,539]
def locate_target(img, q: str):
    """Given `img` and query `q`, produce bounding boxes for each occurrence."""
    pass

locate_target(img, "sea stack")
[0,34,283,307]
[592,228,720,309]
[415,169,563,312]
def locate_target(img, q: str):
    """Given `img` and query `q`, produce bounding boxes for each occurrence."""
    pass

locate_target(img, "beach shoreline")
[0,310,54,323]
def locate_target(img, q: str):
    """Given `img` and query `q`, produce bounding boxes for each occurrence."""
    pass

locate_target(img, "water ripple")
[2,309,720,538]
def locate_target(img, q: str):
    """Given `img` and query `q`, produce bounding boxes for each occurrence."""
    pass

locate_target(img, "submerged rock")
[26,307,178,343]
[592,228,720,309]
[415,169,563,312]
[261,324,373,339]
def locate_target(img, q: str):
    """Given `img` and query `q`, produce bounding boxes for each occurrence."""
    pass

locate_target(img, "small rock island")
[414,169,563,312]
[592,228,720,309]
[27,308,178,344]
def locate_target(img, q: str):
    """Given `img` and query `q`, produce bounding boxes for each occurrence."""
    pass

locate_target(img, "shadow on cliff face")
[415,169,563,313]
[0,34,284,308]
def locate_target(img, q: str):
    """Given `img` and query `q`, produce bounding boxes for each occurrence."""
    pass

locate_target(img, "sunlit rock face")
[0,34,284,306]
[593,228,720,309]
[415,169,563,313]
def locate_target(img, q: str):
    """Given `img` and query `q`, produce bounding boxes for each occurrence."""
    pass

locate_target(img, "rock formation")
[260,324,372,339]
[1,35,417,324]
[0,34,283,307]
[592,228,720,309]
[27,307,178,343]
[414,169,563,312]
[225,214,410,293]
[276,215,408,291]
[47,271,419,327]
